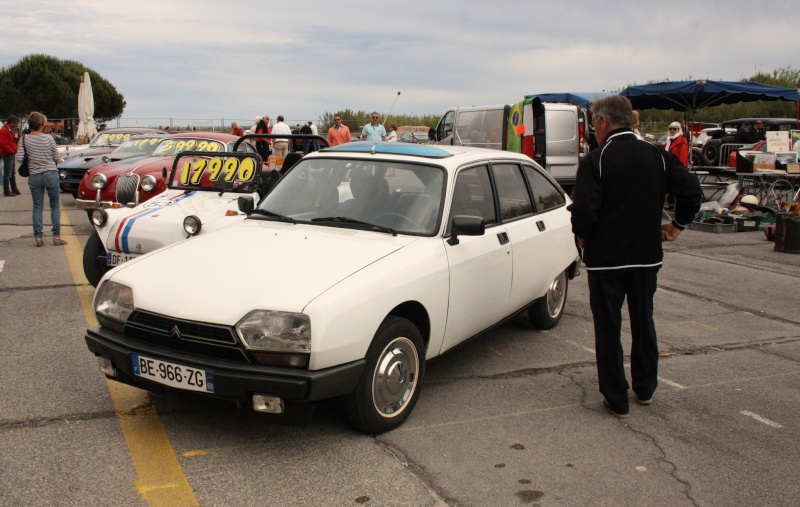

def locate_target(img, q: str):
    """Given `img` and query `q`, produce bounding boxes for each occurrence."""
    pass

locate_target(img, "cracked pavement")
[2,193,798,506]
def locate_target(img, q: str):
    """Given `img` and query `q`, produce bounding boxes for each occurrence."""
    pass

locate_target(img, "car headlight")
[183,215,202,236]
[102,155,110,164]
[94,281,135,333]
[141,174,157,192]
[91,209,108,227]
[236,310,311,353]
[91,173,108,190]
[59,170,67,179]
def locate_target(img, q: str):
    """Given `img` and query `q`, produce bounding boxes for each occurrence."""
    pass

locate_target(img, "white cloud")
[1,0,798,126]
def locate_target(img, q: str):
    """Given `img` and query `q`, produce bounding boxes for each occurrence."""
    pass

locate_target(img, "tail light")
[578,120,586,154]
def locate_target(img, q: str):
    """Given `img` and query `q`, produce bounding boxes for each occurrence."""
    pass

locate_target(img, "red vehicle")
[75,132,259,210]
[728,140,766,168]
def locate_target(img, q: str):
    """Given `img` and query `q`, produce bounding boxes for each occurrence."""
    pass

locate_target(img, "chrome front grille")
[115,173,140,205]
[124,310,251,364]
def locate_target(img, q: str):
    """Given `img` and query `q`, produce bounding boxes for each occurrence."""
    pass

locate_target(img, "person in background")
[361,112,387,142]
[327,114,351,146]
[255,115,271,161]
[1,115,21,196]
[387,123,398,142]
[664,121,689,210]
[16,111,66,247]
[631,110,642,139]
[270,115,292,159]
[665,121,689,168]
[751,120,766,141]
[308,121,320,151]
[734,122,753,143]
[300,121,314,154]
[231,121,244,136]
[569,95,701,419]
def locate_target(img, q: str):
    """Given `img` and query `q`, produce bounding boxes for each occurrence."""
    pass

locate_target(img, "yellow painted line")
[61,211,200,506]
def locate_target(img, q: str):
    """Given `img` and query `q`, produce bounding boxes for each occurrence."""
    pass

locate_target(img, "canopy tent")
[619,80,800,116]
[76,72,97,143]
[525,92,612,109]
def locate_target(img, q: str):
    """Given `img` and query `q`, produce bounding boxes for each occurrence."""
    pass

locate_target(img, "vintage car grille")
[115,174,140,205]
[124,310,251,364]
[66,168,87,181]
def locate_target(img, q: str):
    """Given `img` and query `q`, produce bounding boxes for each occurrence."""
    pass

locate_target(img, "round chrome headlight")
[183,215,202,236]
[91,173,108,190]
[141,174,157,193]
[59,170,67,179]
[90,209,108,227]
[102,155,110,164]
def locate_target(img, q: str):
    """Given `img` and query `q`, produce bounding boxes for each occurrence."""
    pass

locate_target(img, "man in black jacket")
[568,95,702,419]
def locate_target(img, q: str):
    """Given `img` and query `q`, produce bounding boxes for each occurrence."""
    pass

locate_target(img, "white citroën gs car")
[85,142,580,434]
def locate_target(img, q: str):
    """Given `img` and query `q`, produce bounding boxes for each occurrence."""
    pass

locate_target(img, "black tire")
[83,231,110,287]
[691,150,702,168]
[703,143,719,166]
[343,316,425,434]
[528,270,568,330]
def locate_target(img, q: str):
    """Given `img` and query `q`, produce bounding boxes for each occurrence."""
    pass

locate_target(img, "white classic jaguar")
[85,142,580,433]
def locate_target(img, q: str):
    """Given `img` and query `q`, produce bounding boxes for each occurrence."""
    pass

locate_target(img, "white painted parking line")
[657,377,686,389]
[0,260,4,273]
[740,411,783,428]
[564,340,595,354]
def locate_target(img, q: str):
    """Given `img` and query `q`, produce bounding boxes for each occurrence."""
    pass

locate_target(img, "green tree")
[0,54,126,119]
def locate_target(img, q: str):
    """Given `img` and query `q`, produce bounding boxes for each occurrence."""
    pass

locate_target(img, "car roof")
[721,118,800,127]
[164,131,241,141]
[99,127,167,134]
[314,141,534,164]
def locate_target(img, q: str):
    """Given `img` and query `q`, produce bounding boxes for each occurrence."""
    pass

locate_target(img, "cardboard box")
[787,163,800,174]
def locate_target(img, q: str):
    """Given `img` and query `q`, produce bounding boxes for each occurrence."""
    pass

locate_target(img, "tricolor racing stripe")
[114,191,196,253]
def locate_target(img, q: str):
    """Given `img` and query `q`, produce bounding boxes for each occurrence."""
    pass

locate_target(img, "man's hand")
[661,222,683,242]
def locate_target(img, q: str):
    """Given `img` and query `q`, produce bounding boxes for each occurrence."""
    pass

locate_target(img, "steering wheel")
[374,213,419,230]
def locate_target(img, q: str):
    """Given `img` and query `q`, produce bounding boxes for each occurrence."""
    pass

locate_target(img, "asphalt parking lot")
[0,187,798,507]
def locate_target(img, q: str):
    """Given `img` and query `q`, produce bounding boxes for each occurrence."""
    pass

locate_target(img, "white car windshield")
[258,158,444,235]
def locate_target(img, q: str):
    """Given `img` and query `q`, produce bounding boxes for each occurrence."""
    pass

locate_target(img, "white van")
[430,98,589,191]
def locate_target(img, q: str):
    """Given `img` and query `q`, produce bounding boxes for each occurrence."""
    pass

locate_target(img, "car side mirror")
[238,195,255,214]
[447,215,485,245]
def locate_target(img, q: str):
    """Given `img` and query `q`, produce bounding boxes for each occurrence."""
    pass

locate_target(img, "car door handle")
[497,232,509,245]
[536,221,546,232]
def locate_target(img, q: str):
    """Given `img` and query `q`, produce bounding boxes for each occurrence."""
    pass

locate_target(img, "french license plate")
[131,354,215,393]
[107,251,140,267]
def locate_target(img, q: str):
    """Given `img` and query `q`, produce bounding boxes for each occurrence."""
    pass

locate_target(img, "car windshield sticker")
[155,139,224,155]
[171,155,259,192]
[128,138,161,148]
[92,133,133,147]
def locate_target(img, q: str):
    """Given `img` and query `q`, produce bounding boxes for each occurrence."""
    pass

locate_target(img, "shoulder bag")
[18,137,30,177]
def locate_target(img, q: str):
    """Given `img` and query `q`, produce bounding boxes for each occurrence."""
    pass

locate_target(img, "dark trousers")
[588,268,659,412]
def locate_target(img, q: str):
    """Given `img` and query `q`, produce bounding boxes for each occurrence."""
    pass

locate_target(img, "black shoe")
[603,399,629,419]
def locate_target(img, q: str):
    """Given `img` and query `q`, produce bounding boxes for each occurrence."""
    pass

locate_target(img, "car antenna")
[371,143,377,154]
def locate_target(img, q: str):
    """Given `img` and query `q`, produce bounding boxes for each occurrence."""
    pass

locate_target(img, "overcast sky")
[2,0,797,126]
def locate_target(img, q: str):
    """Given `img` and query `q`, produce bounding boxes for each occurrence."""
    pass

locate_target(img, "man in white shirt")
[360,112,387,142]
[271,115,292,159]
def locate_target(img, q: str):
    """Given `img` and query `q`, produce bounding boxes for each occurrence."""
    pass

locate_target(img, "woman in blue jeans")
[16,111,66,247]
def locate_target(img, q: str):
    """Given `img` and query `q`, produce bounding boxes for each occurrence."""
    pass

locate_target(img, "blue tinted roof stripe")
[324,141,453,158]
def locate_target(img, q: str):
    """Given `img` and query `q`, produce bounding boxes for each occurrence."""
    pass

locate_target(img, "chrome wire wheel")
[372,337,419,418]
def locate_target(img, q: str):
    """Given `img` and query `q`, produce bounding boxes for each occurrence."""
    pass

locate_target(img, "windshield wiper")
[311,216,396,236]
[249,208,296,223]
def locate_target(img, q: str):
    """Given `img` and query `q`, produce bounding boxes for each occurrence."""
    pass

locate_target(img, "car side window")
[523,165,565,213]
[447,165,496,234]
[492,163,533,221]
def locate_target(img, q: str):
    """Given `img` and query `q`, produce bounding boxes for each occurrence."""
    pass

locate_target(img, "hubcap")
[547,272,566,317]
[372,337,419,418]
